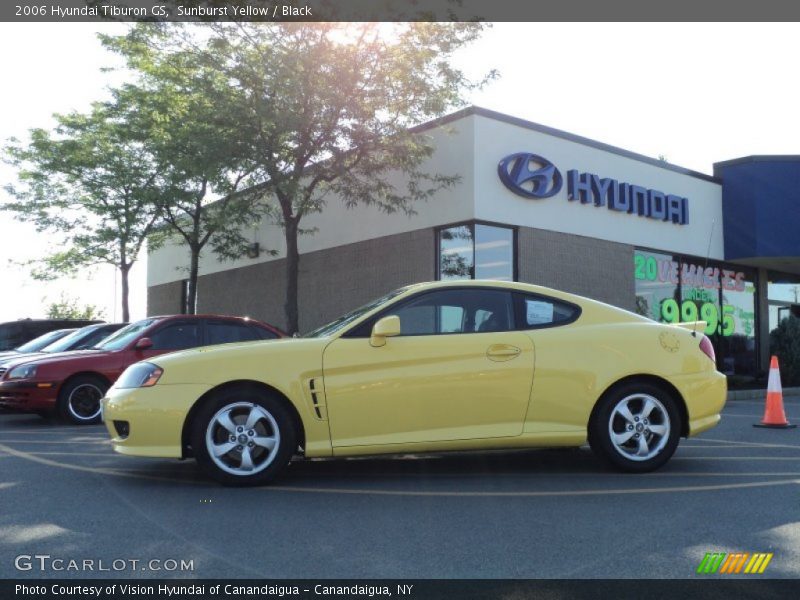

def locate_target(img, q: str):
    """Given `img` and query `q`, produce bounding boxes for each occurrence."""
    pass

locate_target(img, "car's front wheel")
[191,387,297,486]
[589,382,681,473]
[57,376,108,425]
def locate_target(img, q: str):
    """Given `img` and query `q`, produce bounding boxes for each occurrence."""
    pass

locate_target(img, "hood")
[154,336,312,366]
[0,352,47,369]
[150,337,329,386]
[2,349,109,369]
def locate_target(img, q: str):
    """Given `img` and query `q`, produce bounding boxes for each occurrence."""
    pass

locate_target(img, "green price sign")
[661,299,735,336]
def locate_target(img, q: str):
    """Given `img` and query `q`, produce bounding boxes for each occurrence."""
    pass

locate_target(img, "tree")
[45,293,105,320]
[101,29,265,315]
[770,316,800,386]
[3,98,164,322]
[109,23,492,333]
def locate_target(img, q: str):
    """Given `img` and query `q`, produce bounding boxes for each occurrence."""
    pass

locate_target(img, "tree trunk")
[187,247,199,315]
[284,216,300,334]
[120,264,131,323]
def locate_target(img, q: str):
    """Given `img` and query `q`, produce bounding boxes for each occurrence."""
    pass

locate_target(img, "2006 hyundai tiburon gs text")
[101,280,727,486]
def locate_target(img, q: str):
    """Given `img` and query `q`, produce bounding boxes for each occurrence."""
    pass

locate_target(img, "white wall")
[473,114,725,259]
[147,118,476,287]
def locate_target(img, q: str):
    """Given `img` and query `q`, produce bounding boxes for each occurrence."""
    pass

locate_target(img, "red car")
[0,315,284,424]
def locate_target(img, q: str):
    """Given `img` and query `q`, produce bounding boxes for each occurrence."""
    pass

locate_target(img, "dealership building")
[147,107,800,385]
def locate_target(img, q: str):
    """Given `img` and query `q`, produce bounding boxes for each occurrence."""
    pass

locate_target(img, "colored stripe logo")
[697,552,773,574]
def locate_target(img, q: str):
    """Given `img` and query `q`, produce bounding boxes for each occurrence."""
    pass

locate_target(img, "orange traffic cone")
[754,356,796,429]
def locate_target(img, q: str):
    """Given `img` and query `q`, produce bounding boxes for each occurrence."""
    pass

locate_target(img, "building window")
[437,222,515,282]
[634,250,758,381]
[633,250,678,323]
[439,225,474,279]
[767,272,800,334]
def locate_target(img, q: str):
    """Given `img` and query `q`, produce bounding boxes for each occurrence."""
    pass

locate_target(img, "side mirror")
[134,337,153,351]
[370,316,401,347]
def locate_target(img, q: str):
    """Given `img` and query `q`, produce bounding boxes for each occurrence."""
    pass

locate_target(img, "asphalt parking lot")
[0,397,798,580]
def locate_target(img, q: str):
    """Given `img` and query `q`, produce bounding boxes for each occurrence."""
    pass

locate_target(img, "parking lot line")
[717,413,767,418]
[689,437,800,449]
[0,439,111,444]
[679,444,788,449]
[1,441,799,498]
[0,427,108,437]
[25,451,114,456]
[674,456,800,461]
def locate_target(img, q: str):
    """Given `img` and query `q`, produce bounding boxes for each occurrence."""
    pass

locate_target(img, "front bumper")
[0,381,58,412]
[102,383,212,458]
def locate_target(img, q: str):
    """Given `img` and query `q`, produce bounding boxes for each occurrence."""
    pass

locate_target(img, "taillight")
[699,335,716,362]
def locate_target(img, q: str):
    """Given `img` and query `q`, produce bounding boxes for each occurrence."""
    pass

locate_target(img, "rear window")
[16,329,75,352]
[207,322,261,345]
[513,293,580,329]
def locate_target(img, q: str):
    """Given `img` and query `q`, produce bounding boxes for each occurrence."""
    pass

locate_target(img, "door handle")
[486,344,522,361]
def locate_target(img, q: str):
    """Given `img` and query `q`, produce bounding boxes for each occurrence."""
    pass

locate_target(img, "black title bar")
[5,579,800,600]
[4,0,800,22]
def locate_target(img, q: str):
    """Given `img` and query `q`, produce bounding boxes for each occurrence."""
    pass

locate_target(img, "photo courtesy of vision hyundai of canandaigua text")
[101,280,726,486]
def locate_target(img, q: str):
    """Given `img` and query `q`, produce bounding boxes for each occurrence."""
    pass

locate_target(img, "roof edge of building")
[414,105,722,185]
[714,155,800,170]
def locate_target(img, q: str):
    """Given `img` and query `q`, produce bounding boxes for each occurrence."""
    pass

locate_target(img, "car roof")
[397,279,575,297]
[150,314,247,318]
[142,314,284,335]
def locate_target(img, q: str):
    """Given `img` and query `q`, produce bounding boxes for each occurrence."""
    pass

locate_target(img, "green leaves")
[5,22,490,328]
[45,293,106,321]
[770,316,800,386]
[2,92,163,321]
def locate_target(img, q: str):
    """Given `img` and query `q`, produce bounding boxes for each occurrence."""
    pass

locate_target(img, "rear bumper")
[672,369,728,436]
[0,381,58,412]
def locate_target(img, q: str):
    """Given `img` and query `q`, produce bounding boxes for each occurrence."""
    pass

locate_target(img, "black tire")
[191,386,297,486]
[57,375,108,425]
[588,381,681,473]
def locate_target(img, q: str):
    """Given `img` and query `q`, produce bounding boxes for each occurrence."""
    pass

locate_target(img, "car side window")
[253,327,279,340]
[207,322,261,345]
[383,289,514,336]
[76,327,116,349]
[513,293,580,329]
[148,322,202,350]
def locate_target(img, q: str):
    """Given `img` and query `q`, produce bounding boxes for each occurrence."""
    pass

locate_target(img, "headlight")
[116,362,163,389]
[7,364,37,380]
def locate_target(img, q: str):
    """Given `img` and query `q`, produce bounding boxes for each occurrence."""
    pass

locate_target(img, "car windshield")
[303,287,410,338]
[15,329,76,353]
[94,319,158,351]
[41,325,113,353]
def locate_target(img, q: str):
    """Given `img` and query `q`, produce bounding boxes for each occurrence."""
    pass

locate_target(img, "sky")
[1,22,799,323]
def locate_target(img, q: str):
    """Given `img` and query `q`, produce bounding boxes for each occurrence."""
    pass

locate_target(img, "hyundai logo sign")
[498,152,689,225]
[497,153,563,199]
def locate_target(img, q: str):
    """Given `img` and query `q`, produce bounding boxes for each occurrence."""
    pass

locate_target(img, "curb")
[728,387,800,401]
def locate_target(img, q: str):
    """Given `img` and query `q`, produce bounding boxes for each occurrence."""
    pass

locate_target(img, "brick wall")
[148,229,434,332]
[146,281,184,316]
[517,227,635,311]
[148,225,635,330]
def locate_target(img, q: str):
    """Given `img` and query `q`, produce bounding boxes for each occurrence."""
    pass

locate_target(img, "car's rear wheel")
[191,387,296,486]
[589,382,681,473]
[57,376,108,425]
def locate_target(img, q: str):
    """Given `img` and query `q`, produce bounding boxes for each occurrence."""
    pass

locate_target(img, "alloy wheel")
[204,402,281,476]
[607,393,671,462]
[67,383,103,422]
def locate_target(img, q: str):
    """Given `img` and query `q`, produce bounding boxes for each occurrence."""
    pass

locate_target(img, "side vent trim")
[310,378,322,419]
[306,377,327,421]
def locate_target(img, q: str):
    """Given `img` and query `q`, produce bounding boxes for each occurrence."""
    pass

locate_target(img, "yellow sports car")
[102,280,726,485]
